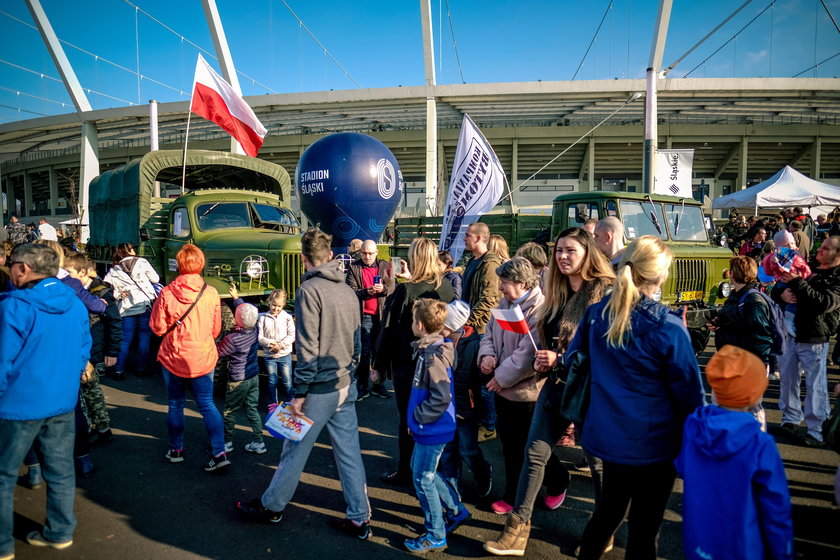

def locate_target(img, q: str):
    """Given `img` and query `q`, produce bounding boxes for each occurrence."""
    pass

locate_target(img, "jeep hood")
[197,229,302,251]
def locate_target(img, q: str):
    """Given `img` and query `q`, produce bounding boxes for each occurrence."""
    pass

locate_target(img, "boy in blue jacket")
[677,345,793,560]
[219,289,265,455]
[404,298,469,554]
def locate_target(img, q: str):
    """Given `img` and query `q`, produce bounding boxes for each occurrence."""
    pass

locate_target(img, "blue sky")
[0,0,838,123]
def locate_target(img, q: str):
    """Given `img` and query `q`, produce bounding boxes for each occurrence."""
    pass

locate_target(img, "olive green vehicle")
[86,149,303,301]
[551,191,732,351]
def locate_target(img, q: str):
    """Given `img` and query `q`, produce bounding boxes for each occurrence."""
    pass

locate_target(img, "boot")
[484,513,531,557]
[27,464,43,489]
[75,454,95,478]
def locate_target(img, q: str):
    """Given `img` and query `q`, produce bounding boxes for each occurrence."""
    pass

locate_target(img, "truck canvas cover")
[88,149,291,247]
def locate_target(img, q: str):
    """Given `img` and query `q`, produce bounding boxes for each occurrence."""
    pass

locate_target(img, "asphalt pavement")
[9,341,840,560]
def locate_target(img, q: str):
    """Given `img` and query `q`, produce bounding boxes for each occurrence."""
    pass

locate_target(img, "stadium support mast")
[643,0,673,194]
[420,0,438,216]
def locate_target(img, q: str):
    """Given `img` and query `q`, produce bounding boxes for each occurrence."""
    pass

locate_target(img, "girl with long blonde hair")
[373,237,455,485]
[573,236,704,560]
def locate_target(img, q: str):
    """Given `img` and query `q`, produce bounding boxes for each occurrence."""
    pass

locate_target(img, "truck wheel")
[689,326,711,356]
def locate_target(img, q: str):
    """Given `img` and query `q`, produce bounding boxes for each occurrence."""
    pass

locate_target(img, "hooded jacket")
[408,333,456,445]
[772,265,840,344]
[150,273,221,378]
[104,256,159,317]
[0,277,91,420]
[478,287,545,402]
[676,405,794,560]
[714,282,773,364]
[573,296,706,465]
[294,259,361,397]
[217,301,259,382]
[87,277,123,364]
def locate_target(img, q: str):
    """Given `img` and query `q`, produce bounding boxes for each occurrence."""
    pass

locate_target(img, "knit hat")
[235,303,259,329]
[444,300,470,332]
[706,345,768,409]
[773,230,795,248]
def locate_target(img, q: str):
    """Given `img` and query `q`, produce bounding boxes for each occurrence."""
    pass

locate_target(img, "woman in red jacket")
[150,244,226,471]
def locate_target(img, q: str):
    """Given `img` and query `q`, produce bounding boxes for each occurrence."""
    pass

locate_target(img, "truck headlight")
[719,282,731,298]
[245,260,264,279]
[651,287,662,302]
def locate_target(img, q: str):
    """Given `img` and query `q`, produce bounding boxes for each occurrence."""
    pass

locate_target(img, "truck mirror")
[139,227,150,241]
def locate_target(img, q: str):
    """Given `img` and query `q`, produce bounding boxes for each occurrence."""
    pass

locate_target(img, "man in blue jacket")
[0,243,91,557]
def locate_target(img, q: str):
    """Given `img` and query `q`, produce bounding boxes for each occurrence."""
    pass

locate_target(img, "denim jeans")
[480,385,496,431]
[411,441,463,541]
[512,386,571,522]
[261,384,370,522]
[778,339,831,440]
[117,309,152,373]
[0,412,77,556]
[163,367,226,456]
[357,314,382,391]
[439,419,492,496]
[264,355,293,404]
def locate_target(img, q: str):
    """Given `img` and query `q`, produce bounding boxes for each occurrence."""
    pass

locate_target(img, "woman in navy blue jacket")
[572,236,705,560]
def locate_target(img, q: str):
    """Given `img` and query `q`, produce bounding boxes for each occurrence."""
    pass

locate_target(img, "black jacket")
[345,258,395,321]
[373,279,455,373]
[450,326,482,422]
[772,266,840,344]
[714,282,773,364]
[88,278,123,364]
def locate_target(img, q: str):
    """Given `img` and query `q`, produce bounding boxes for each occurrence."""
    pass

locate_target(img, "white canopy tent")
[712,166,840,214]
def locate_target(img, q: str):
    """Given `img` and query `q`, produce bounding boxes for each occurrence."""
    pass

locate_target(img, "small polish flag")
[491,306,531,334]
[190,55,267,157]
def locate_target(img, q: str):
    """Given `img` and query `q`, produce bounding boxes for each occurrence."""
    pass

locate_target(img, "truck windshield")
[619,200,668,241]
[196,202,252,230]
[665,204,709,242]
[253,204,299,227]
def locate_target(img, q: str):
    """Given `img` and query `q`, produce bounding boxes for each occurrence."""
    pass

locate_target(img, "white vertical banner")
[439,114,506,263]
[654,148,694,198]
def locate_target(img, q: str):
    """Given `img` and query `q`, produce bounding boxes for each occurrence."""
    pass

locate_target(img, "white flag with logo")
[439,114,506,263]
[654,149,694,198]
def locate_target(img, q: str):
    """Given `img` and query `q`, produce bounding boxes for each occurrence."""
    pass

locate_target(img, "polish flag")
[190,55,267,157]
[491,306,530,334]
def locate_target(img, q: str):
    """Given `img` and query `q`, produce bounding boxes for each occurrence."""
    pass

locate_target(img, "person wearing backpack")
[710,256,776,431]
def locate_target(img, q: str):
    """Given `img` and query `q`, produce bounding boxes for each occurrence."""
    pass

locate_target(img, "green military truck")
[393,191,732,352]
[86,149,303,301]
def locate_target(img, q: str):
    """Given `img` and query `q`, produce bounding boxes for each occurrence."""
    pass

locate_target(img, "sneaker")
[113,371,125,381]
[491,500,513,515]
[370,385,391,399]
[235,499,284,523]
[165,449,184,463]
[356,388,370,402]
[244,441,267,454]
[478,426,497,442]
[333,518,371,540]
[224,441,234,453]
[544,491,567,510]
[26,531,72,550]
[572,457,591,472]
[204,452,230,472]
[558,424,576,447]
[404,533,447,554]
[26,465,43,489]
[476,470,493,499]
[575,536,614,556]
[380,470,412,486]
[802,434,827,448]
[778,423,800,437]
[444,507,470,534]
[88,428,113,445]
[0,551,13,560]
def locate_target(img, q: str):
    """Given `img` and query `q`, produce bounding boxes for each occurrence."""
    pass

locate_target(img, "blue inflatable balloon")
[296,132,404,251]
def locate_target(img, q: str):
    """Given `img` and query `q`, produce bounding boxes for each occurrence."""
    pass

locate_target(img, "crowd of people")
[4,205,839,559]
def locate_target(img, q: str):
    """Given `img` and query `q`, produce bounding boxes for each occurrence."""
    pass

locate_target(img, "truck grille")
[278,252,304,298]
[672,259,707,295]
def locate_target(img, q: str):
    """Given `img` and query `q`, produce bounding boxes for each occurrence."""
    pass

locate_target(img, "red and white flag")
[491,306,530,334]
[190,54,267,157]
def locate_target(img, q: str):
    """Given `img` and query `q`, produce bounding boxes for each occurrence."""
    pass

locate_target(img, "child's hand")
[228,284,239,299]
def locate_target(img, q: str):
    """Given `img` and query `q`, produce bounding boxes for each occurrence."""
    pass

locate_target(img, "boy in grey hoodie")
[236,229,371,540]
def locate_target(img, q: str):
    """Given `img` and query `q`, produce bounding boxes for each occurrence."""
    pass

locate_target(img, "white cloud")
[747,50,769,64]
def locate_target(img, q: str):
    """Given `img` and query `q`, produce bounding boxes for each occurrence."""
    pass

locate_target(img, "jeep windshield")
[196,202,252,231]
[253,204,299,228]
[619,200,668,240]
[665,204,709,242]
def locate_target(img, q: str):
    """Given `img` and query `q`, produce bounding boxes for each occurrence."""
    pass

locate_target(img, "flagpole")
[526,328,538,353]
[503,173,518,214]
[180,109,193,196]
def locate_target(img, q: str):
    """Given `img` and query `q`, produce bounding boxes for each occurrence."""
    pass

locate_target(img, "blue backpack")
[738,288,789,357]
